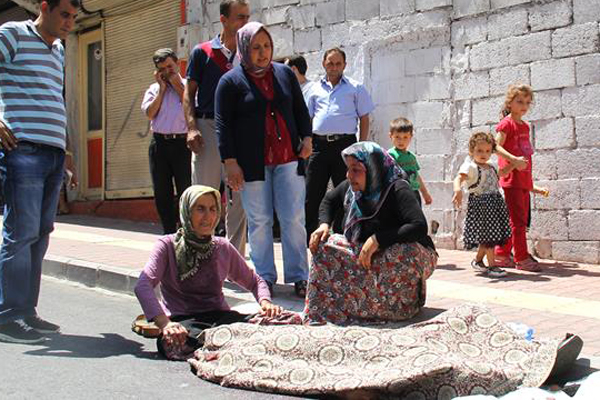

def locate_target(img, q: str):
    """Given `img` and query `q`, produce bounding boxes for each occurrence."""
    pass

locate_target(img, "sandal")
[131,314,161,338]
[516,256,542,272]
[294,280,307,298]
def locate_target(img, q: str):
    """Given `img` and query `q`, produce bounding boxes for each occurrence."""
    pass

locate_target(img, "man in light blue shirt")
[305,47,374,238]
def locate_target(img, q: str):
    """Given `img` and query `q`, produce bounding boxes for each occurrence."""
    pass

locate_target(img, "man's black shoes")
[0,320,45,344]
[24,315,60,333]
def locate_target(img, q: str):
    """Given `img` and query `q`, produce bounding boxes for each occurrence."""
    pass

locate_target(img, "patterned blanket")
[189,305,560,399]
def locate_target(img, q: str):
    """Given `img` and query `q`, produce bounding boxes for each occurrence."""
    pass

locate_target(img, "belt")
[153,132,186,140]
[196,112,214,119]
[18,140,61,151]
[313,134,355,142]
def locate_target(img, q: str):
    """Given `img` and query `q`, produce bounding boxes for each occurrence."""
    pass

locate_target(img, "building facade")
[66,0,183,201]
[4,0,599,263]
[180,0,600,263]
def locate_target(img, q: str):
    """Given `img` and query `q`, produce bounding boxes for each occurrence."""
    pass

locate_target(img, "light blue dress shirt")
[307,75,374,135]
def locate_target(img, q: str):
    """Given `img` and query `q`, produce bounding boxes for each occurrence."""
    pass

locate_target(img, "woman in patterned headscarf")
[215,22,312,299]
[305,141,438,325]
[134,185,282,360]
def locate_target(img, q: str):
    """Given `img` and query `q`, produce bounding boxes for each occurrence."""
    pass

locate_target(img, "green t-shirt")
[388,148,420,191]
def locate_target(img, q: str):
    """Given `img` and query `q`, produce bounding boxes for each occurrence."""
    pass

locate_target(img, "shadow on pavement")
[435,263,461,271]
[486,261,600,284]
[537,262,600,278]
[23,332,158,359]
[489,271,552,282]
[55,215,162,235]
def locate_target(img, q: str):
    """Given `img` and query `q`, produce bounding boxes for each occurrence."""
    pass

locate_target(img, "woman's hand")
[358,235,379,269]
[309,223,330,254]
[298,137,313,159]
[224,159,245,191]
[260,300,283,318]
[161,321,188,348]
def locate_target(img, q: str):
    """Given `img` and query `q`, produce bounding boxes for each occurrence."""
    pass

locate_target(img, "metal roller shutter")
[103,0,179,197]
[0,5,31,25]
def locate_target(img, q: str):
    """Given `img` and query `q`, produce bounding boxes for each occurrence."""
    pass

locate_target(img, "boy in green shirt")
[388,117,432,206]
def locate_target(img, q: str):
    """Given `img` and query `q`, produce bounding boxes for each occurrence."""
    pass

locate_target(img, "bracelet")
[65,150,73,156]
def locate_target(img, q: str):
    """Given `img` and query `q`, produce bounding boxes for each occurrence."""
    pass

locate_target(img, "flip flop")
[131,314,161,338]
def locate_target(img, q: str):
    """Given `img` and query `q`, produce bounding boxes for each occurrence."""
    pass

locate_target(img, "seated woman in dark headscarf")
[134,185,282,360]
[305,141,437,325]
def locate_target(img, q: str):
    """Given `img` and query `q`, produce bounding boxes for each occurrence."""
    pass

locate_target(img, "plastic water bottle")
[507,322,535,341]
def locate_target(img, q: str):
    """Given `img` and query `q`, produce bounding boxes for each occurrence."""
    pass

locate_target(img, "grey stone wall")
[185,0,600,264]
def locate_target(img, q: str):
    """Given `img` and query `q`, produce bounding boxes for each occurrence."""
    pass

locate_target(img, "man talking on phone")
[142,48,190,234]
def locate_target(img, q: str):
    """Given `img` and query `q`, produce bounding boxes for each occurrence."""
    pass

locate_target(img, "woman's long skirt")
[303,234,438,325]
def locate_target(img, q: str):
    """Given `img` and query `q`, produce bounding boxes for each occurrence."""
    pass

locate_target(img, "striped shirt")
[0,20,66,149]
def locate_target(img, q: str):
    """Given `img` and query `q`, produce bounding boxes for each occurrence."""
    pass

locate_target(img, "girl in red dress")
[494,84,549,271]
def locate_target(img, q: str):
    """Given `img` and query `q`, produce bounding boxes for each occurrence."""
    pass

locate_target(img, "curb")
[43,255,140,295]
[42,254,298,309]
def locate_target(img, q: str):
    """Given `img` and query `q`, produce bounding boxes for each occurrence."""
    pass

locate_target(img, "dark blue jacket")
[215,62,312,182]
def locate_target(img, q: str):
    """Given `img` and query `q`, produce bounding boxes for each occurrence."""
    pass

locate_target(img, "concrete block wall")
[447,0,600,264]
[184,0,600,264]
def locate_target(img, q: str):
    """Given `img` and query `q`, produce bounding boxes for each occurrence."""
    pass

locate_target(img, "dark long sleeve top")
[215,62,312,182]
[319,179,436,251]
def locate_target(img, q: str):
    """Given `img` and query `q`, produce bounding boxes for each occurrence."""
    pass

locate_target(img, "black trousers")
[149,134,191,234]
[156,310,252,359]
[305,135,357,237]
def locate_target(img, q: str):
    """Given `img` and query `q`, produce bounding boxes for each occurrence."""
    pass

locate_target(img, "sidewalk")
[39,214,600,372]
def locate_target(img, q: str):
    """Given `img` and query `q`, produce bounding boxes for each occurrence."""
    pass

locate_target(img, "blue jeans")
[0,142,65,324]
[241,161,308,284]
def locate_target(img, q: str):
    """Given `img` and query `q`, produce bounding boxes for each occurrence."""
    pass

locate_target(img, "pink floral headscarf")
[236,21,273,76]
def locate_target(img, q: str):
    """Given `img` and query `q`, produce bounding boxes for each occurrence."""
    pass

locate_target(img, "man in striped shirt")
[0,0,79,344]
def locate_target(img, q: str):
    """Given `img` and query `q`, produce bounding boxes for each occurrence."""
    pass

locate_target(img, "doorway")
[78,28,105,199]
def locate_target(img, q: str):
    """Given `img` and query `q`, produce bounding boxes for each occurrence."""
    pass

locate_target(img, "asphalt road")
[0,278,304,400]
